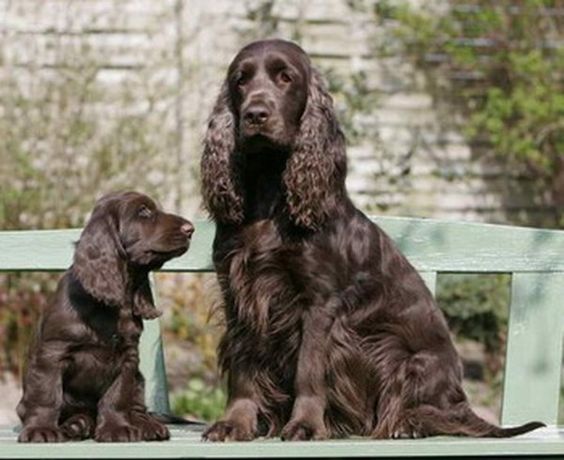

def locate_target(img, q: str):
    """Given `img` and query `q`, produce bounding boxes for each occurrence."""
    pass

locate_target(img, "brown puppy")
[17,191,193,443]
[200,39,544,441]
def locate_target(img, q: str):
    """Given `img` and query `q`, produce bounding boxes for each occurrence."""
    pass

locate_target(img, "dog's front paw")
[95,423,143,442]
[372,418,424,440]
[60,414,95,440]
[130,411,170,441]
[281,419,328,441]
[203,420,256,442]
[391,428,421,439]
[18,426,65,443]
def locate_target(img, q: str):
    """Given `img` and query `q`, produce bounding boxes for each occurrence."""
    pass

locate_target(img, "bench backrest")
[1,216,563,426]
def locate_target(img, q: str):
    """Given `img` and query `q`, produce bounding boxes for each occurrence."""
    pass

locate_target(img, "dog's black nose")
[180,222,194,238]
[244,106,270,126]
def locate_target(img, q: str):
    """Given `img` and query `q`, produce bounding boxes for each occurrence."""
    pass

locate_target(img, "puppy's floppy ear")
[72,198,127,307]
[284,68,347,230]
[200,81,245,224]
[132,274,161,320]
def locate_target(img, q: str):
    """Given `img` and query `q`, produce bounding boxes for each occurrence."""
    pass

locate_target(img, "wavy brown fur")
[200,39,544,442]
[17,192,193,443]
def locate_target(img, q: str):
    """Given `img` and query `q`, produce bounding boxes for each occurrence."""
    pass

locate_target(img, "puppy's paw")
[130,411,170,441]
[95,423,143,443]
[60,414,95,440]
[18,426,65,443]
[202,421,256,442]
[281,419,328,441]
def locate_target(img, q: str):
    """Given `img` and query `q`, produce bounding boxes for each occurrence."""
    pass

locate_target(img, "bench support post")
[502,272,564,426]
[139,275,171,415]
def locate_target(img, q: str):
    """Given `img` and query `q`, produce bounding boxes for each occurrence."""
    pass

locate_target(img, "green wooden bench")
[0,216,562,458]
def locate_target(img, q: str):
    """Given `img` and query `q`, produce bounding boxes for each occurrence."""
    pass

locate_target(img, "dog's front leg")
[203,371,261,442]
[95,343,143,442]
[17,343,67,443]
[281,301,334,441]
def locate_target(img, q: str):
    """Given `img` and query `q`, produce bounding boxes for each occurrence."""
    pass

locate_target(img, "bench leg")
[502,272,564,426]
[139,275,171,415]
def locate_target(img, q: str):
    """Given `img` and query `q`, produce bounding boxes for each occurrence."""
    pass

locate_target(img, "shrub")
[377,0,564,225]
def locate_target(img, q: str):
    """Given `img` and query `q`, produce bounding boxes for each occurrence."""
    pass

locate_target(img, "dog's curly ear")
[72,198,126,307]
[284,68,347,230]
[201,82,245,224]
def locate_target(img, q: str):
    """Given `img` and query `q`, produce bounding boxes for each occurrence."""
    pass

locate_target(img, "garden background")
[1,0,563,425]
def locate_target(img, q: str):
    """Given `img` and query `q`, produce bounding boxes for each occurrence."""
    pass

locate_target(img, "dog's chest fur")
[220,220,305,337]
[234,221,296,325]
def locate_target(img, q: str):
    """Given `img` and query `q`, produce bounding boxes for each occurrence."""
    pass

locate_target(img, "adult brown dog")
[17,191,193,443]
[200,39,544,441]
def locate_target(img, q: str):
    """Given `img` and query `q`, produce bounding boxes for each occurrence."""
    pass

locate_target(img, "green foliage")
[0,19,181,374]
[437,274,510,354]
[159,274,221,372]
[437,273,511,392]
[172,378,226,422]
[324,68,381,143]
[0,274,57,375]
[380,1,564,218]
[0,62,170,230]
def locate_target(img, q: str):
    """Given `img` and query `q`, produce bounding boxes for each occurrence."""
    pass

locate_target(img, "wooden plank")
[139,317,170,414]
[0,220,215,272]
[4,32,171,69]
[420,271,437,296]
[349,188,540,212]
[0,228,81,271]
[139,273,170,415]
[3,218,564,273]
[348,177,545,200]
[501,272,564,426]
[375,217,564,273]
[0,425,563,458]
[1,0,168,33]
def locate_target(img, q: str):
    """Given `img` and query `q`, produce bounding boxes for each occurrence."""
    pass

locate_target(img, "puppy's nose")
[244,106,270,126]
[180,222,194,238]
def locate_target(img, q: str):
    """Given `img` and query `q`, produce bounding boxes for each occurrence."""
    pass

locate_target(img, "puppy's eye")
[236,75,248,87]
[279,71,292,83]
[138,205,152,219]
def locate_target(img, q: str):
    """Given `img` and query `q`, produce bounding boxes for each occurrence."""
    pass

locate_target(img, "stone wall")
[1,0,553,224]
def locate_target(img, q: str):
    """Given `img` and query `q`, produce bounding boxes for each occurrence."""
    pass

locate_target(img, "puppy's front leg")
[281,303,334,441]
[127,371,170,441]
[95,343,143,442]
[17,344,67,443]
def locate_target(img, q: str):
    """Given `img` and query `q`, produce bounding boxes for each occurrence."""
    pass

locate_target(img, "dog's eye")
[138,205,152,219]
[279,71,292,83]
[236,75,248,87]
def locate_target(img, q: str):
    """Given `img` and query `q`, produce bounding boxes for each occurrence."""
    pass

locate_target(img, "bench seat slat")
[139,319,170,415]
[0,221,216,272]
[0,426,563,458]
[3,217,564,272]
[501,272,564,426]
